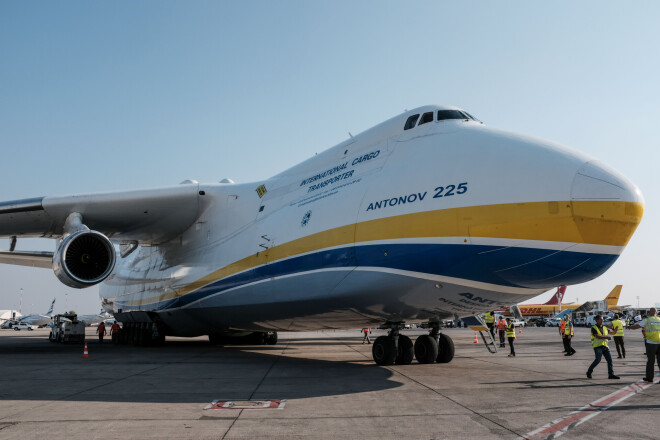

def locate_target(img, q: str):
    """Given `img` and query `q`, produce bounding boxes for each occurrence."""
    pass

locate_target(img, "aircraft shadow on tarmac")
[0,334,402,404]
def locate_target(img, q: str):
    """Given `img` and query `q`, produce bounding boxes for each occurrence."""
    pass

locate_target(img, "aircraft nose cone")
[571,160,644,203]
[570,160,644,247]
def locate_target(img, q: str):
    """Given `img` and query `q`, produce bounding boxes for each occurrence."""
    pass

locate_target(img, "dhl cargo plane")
[0,105,644,365]
[504,285,622,317]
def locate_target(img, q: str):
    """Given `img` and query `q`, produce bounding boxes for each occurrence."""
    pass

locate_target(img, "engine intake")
[53,230,116,288]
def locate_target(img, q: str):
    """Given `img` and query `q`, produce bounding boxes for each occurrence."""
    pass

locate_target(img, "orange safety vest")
[111,323,120,334]
[497,319,506,331]
[560,320,565,332]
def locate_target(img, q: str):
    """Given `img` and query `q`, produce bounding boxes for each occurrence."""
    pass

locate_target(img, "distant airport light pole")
[637,296,640,309]
[19,288,22,314]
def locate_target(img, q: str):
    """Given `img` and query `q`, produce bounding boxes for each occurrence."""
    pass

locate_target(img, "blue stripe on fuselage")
[121,243,618,311]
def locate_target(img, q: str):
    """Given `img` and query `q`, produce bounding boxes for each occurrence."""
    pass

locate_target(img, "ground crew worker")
[485,311,495,338]
[96,321,107,344]
[559,318,567,353]
[505,318,516,357]
[563,315,576,356]
[110,321,120,344]
[630,307,660,382]
[362,328,371,344]
[607,314,625,359]
[586,315,619,379]
[497,316,507,348]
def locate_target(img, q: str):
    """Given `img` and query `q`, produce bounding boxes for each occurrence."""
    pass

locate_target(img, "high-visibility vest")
[485,312,494,324]
[506,323,515,338]
[591,325,608,349]
[611,319,624,337]
[643,317,660,343]
[564,321,573,336]
[497,320,506,331]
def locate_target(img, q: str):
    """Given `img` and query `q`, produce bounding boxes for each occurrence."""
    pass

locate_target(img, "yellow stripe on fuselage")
[123,200,643,307]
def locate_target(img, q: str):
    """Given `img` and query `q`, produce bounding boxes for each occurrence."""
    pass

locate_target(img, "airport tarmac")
[0,326,657,439]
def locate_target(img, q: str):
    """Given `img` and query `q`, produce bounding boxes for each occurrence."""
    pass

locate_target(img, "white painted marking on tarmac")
[518,376,658,440]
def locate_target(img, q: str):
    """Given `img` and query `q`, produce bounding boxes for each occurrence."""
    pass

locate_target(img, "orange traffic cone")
[519,326,522,334]
[473,332,479,343]
[82,343,89,359]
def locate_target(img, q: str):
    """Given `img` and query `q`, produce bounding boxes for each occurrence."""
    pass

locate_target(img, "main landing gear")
[372,322,454,366]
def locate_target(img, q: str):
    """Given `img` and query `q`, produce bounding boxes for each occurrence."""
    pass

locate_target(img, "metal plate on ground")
[204,399,286,410]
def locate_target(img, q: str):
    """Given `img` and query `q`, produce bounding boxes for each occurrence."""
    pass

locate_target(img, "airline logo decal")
[301,210,312,227]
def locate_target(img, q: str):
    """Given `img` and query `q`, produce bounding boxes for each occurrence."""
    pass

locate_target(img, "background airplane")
[17,298,55,327]
[77,309,114,326]
[505,285,622,317]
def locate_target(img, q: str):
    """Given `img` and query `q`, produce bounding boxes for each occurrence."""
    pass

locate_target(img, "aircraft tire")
[436,333,455,363]
[414,335,438,364]
[395,335,414,365]
[372,336,397,366]
[265,332,278,345]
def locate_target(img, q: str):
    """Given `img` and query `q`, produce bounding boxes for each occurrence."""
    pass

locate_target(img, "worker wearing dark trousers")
[608,314,625,358]
[506,318,516,357]
[563,315,576,356]
[485,311,495,339]
[96,322,106,344]
[630,308,660,382]
[110,321,120,344]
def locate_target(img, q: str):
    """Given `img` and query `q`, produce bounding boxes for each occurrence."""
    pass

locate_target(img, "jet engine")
[52,230,116,288]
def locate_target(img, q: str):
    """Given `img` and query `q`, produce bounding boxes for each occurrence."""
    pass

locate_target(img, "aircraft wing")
[0,185,202,244]
[0,251,52,268]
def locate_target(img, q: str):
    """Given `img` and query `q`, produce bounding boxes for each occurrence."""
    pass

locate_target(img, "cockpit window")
[418,112,434,125]
[437,110,472,121]
[404,114,420,130]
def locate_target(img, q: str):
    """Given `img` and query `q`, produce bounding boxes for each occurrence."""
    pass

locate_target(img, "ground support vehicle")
[49,314,85,343]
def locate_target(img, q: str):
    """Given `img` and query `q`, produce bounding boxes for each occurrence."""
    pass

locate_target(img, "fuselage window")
[404,114,420,130]
[418,112,434,125]
[437,110,471,121]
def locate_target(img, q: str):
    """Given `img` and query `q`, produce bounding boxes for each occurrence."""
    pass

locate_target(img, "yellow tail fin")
[604,285,622,307]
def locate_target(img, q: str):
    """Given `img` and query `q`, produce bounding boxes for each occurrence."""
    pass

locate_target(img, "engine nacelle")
[53,230,116,289]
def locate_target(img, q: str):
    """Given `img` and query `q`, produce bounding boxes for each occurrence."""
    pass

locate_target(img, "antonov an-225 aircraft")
[0,105,644,365]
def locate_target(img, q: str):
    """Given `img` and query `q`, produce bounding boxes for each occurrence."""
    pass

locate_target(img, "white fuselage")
[99,106,643,336]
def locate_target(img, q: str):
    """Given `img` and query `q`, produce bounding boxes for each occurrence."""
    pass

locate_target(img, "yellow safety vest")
[485,312,494,324]
[564,321,573,336]
[611,319,624,337]
[506,323,515,338]
[644,316,660,343]
[591,325,608,349]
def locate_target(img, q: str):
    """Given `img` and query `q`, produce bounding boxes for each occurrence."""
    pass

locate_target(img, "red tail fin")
[544,286,567,305]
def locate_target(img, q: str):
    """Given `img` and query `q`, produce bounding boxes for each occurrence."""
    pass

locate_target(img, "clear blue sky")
[1,2,657,314]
